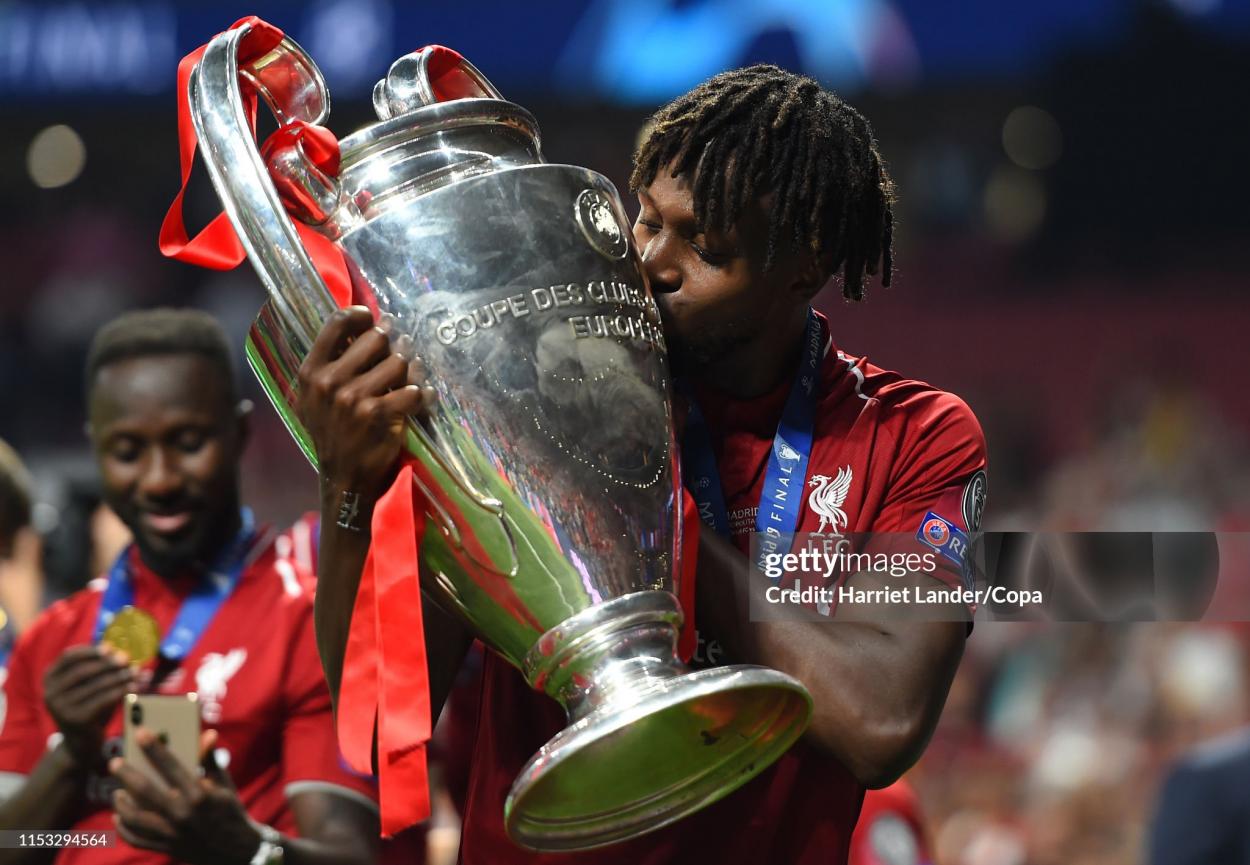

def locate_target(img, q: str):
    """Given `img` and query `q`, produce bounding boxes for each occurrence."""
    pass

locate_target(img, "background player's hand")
[43,644,136,769]
[296,306,434,500]
[110,728,259,865]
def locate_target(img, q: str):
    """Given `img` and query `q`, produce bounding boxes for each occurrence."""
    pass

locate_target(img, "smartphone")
[123,694,201,782]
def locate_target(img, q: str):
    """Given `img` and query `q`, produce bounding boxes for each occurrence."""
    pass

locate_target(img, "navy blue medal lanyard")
[681,310,825,572]
[92,508,257,663]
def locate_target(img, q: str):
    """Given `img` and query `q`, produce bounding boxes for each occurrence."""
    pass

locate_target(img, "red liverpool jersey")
[0,530,378,865]
[457,319,986,864]
[849,781,933,865]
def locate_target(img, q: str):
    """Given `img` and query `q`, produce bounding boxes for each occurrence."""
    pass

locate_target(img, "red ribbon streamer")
[336,465,432,836]
[158,16,278,270]
[158,15,351,306]
[678,489,699,663]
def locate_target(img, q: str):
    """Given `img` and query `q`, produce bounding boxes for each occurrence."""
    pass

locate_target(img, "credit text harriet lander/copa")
[765,582,1045,608]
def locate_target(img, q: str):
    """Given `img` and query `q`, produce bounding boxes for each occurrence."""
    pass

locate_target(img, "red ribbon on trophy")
[678,490,699,663]
[159,16,434,837]
[338,464,432,836]
[158,15,351,304]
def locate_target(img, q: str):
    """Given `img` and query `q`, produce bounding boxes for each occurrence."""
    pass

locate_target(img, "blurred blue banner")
[1,0,1247,102]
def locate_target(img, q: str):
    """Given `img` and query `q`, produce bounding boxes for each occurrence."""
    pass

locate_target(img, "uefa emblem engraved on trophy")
[575,188,629,260]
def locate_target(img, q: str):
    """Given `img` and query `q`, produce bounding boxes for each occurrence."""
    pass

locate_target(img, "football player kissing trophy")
[168,16,812,851]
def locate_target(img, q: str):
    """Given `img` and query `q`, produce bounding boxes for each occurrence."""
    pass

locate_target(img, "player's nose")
[640,234,680,295]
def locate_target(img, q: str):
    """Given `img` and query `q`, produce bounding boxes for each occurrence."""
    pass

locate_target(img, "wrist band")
[249,823,284,865]
[336,489,364,532]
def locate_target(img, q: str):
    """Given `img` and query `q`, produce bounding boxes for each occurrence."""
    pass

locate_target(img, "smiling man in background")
[0,309,380,865]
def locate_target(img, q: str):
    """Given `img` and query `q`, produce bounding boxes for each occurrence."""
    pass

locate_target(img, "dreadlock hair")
[85,308,239,406]
[631,64,895,301]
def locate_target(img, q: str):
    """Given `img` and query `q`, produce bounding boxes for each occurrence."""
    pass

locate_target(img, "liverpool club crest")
[807,466,853,535]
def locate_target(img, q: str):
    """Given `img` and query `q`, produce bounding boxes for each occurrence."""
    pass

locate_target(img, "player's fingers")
[343,352,410,400]
[326,323,392,380]
[47,645,100,672]
[196,728,218,763]
[113,812,175,854]
[300,327,392,413]
[378,384,429,419]
[408,354,431,388]
[111,757,176,817]
[82,686,137,729]
[135,727,200,802]
[303,306,374,369]
[112,789,178,841]
[46,652,126,693]
[392,331,416,361]
[61,665,136,705]
[420,386,438,421]
[198,731,236,792]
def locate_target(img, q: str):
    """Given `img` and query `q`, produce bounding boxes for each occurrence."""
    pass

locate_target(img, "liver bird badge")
[807,467,853,535]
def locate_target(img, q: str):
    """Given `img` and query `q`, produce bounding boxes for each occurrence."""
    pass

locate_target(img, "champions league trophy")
[188,22,811,850]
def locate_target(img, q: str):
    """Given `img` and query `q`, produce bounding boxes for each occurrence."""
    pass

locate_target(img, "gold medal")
[101,606,160,665]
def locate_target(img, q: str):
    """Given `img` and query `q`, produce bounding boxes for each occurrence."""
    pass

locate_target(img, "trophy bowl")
[189,23,812,850]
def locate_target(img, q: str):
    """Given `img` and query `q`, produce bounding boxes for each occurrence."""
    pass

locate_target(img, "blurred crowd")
[911,368,1250,865]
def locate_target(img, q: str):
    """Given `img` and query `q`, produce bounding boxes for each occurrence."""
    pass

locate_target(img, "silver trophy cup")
[188,24,811,850]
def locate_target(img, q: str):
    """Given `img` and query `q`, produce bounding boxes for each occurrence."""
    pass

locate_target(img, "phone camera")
[130,703,143,726]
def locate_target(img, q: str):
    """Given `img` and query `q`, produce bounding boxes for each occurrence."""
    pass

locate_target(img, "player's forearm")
[0,743,91,864]
[694,532,965,786]
[286,792,381,865]
[314,478,473,728]
[314,478,376,714]
[280,836,375,865]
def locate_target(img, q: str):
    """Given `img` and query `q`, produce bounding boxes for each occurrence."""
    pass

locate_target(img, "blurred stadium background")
[2,1,1249,863]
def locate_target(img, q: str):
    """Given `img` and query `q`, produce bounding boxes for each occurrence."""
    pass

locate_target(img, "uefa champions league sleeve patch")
[962,470,987,534]
[916,512,972,573]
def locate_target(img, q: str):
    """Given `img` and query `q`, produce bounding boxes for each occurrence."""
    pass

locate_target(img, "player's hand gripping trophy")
[181,18,812,850]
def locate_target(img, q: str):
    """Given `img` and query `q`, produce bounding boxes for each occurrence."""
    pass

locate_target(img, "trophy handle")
[194,25,512,555]
[372,46,503,119]
[189,24,338,355]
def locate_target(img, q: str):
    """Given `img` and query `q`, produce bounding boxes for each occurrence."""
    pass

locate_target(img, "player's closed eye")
[690,242,729,268]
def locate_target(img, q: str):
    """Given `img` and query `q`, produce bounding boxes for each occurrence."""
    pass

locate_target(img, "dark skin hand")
[111,727,377,865]
[0,646,135,865]
[695,532,967,788]
[295,307,472,734]
[45,646,137,768]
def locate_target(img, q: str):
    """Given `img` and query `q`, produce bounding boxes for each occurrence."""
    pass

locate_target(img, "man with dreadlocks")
[297,65,985,863]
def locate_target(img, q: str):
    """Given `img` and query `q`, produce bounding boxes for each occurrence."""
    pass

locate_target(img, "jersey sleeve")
[0,628,51,791]
[274,513,321,596]
[280,603,379,813]
[864,392,987,590]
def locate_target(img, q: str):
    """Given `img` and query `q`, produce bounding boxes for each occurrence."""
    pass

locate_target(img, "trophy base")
[506,661,811,851]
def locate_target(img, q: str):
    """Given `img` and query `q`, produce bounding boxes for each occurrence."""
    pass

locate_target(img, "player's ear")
[233,400,253,449]
[789,250,834,301]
